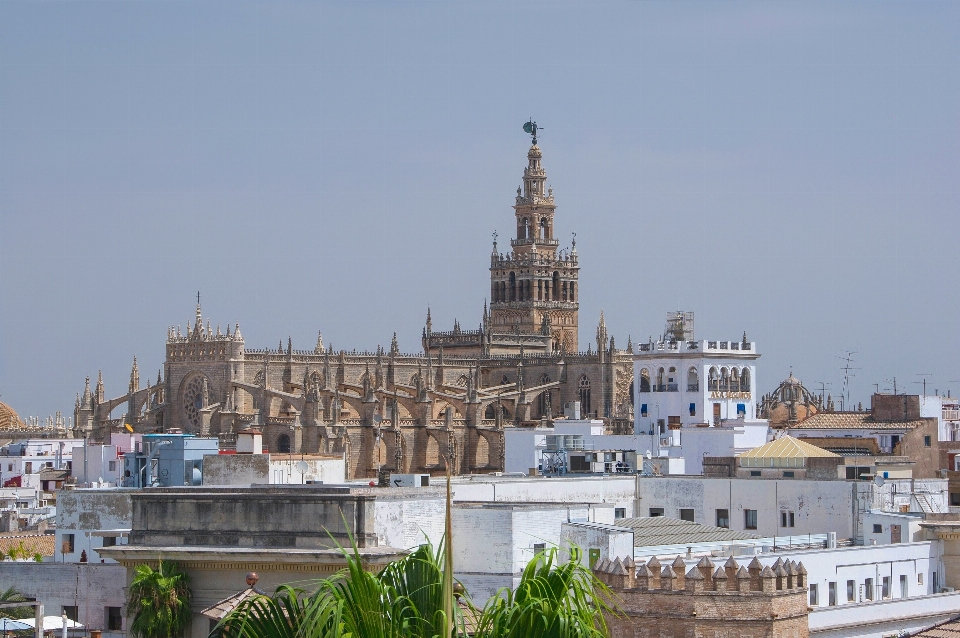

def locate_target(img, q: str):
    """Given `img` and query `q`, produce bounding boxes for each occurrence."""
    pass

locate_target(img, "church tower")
[489,131,579,352]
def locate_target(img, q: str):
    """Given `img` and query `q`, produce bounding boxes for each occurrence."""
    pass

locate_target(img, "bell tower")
[489,123,579,352]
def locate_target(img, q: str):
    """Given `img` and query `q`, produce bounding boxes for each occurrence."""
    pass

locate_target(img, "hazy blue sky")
[1,1,958,419]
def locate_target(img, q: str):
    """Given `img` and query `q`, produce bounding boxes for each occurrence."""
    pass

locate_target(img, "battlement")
[596,555,809,638]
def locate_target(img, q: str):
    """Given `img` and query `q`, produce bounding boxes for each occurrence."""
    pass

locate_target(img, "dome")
[783,373,801,386]
[0,401,24,430]
[527,144,542,158]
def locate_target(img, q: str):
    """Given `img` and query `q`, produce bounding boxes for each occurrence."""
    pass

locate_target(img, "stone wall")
[595,554,809,638]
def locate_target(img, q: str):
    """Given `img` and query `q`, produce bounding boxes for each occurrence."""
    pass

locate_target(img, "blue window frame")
[737,403,746,416]
[689,402,696,416]
[641,403,648,417]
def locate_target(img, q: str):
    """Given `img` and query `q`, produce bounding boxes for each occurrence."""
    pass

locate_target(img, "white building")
[450,474,637,519]
[1,438,83,488]
[453,501,618,601]
[632,312,769,474]
[504,418,640,475]
[54,489,134,564]
[636,475,948,542]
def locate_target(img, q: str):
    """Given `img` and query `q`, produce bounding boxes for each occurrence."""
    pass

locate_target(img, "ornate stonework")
[74,141,634,479]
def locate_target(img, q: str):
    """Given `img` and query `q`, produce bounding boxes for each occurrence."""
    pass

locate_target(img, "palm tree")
[0,587,33,621]
[474,548,612,638]
[128,560,192,638]
[216,543,612,638]
[215,471,614,638]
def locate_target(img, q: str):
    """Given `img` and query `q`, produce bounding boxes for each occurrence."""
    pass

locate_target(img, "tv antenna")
[814,381,832,407]
[913,373,932,396]
[838,351,860,411]
[523,119,542,144]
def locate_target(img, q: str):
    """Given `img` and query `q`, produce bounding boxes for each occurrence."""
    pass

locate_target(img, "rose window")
[180,375,207,431]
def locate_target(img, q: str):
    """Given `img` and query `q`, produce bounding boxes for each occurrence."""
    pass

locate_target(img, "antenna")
[814,381,833,407]
[883,377,899,395]
[838,351,860,411]
[913,374,932,396]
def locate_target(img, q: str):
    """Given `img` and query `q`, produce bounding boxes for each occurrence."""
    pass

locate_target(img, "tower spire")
[129,356,140,394]
[488,130,579,352]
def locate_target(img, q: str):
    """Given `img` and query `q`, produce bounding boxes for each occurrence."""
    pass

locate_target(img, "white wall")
[268,457,345,484]
[636,476,857,538]
[810,590,960,638]
[451,475,636,517]
[55,489,133,563]
[862,511,926,544]
[73,446,122,485]
[373,494,445,551]
[453,503,616,603]
[503,429,544,473]
[560,521,633,565]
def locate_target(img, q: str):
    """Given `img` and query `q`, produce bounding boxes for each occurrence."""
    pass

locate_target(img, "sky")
[1,1,958,420]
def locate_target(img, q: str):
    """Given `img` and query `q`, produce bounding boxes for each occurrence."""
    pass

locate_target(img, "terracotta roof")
[0,402,24,431]
[786,412,932,431]
[0,533,56,557]
[907,614,960,637]
[739,436,838,460]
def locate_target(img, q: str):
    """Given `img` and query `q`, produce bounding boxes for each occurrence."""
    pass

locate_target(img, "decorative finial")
[571,231,577,249]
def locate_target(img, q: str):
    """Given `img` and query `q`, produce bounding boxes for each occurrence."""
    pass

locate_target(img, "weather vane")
[523,119,542,144]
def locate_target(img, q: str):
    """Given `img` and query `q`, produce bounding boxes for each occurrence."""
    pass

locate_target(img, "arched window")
[740,368,750,392]
[553,272,560,300]
[501,375,510,385]
[708,367,719,391]
[569,282,575,301]
[509,272,517,302]
[579,375,592,416]
[639,369,651,393]
[656,368,665,391]
[540,217,548,239]
[500,281,506,303]
[720,368,730,391]
[277,434,291,454]
[688,367,699,392]
[538,374,552,416]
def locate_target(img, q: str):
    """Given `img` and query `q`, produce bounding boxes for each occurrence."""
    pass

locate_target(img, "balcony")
[666,383,679,392]
[687,383,700,392]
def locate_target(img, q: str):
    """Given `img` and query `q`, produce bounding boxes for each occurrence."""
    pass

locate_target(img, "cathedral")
[73,136,635,479]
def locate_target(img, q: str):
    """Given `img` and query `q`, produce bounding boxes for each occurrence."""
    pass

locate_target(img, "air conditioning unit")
[389,474,430,488]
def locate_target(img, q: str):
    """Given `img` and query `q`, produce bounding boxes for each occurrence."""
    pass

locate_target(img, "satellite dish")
[874,475,886,487]
[296,461,309,474]
[373,414,383,424]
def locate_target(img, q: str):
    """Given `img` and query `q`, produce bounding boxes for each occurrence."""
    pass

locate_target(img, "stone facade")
[73,141,634,479]
[595,554,810,638]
